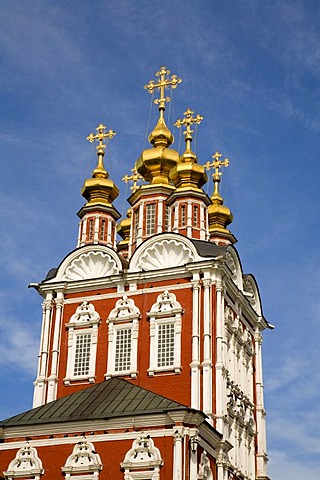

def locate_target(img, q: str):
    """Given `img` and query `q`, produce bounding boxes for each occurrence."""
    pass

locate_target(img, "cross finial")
[144,66,182,117]
[205,152,230,196]
[86,123,116,178]
[175,108,203,151]
[86,123,116,153]
[122,166,143,193]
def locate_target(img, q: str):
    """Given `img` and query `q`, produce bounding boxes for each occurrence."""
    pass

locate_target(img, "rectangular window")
[88,219,94,241]
[164,204,170,231]
[73,333,91,376]
[100,219,106,241]
[146,203,156,235]
[115,328,132,372]
[157,322,175,368]
[181,205,186,226]
[193,205,199,227]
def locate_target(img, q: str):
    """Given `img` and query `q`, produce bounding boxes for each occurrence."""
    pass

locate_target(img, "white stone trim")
[64,302,100,384]
[4,443,44,480]
[148,291,183,376]
[47,245,122,282]
[130,233,200,272]
[105,295,140,378]
[62,439,102,479]
[202,274,212,418]
[190,275,201,410]
[47,291,64,402]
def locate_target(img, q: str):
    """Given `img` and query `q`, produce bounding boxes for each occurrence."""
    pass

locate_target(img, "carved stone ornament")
[63,251,118,280]
[149,290,182,316]
[244,275,262,315]
[225,249,243,290]
[4,444,44,480]
[121,434,163,469]
[48,245,122,282]
[108,295,141,322]
[69,301,100,327]
[62,439,102,474]
[198,451,212,480]
[130,237,196,272]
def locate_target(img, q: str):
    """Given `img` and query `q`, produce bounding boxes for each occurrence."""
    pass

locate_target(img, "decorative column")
[215,277,225,433]
[254,330,268,479]
[47,291,64,402]
[33,291,53,407]
[202,272,212,418]
[190,274,201,409]
[173,430,183,480]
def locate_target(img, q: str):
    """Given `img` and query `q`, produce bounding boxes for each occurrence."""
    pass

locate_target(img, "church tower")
[0,67,272,480]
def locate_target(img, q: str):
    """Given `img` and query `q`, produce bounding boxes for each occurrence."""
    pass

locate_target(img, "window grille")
[164,204,170,231]
[146,203,156,235]
[73,333,91,376]
[157,322,175,367]
[181,205,186,226]
[193,205,199,227]
[100,219,106,241]
[88,219,94,241]
[115,328,132,372]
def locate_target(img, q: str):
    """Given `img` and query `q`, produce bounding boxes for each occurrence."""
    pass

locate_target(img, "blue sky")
[1,1,320,478]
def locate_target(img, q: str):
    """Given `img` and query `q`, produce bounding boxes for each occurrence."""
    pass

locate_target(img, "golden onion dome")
[82,123,119,207]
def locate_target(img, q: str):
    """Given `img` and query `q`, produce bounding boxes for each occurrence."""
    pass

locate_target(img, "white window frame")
[64,301,100,385]
[148,290,183,376]
[146,203,156,235]
[105,295,140,379]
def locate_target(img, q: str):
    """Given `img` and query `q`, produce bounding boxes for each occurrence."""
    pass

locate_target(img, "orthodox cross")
[205,152,230,196]
[86,123,116,153]
[122,166,143,193]
[174,108,203,151]
[144,66,182,115]
[86,123,116,177]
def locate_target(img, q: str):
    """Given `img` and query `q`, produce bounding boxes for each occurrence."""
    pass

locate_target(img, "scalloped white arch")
[129,234,201,272]
[244,275,262,316]
[225,247,243,291]
[47,245,122,282]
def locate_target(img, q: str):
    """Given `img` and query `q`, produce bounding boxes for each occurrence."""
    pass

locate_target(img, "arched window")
[62,439,102,480]
[64,301,100,385]
[121,434,163,480]
[106,295,140,378]
[4,443,44,480]
[147,290,183,376]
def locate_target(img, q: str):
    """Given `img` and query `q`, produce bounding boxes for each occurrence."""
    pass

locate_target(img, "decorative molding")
[198,451,212,480]
[121,434,163,469]
[63,251,118,280]
[4,443,44,480]
[106,295,140,378]
[62,439,102,479]
[129,234,200,272]
[225,249,243,291]
[148,291,183,375]
[67,301,100,328]
[47,245,122,282]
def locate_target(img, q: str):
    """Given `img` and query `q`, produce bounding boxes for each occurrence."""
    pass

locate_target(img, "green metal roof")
[0,378,189,427]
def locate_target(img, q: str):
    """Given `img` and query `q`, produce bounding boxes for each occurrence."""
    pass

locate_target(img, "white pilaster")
[47,291,64,402]
[202,273,212,418]
[190,274,200,409]
[215,277,225,433]
[33,291,53,407]
[157,200,163,233]
[173,431,183,480]
[254,330,268,478]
